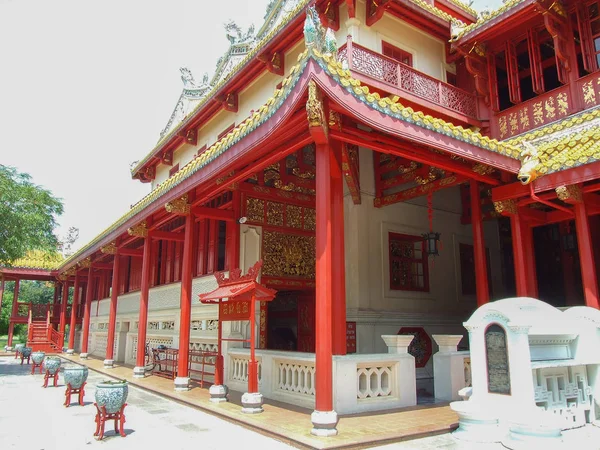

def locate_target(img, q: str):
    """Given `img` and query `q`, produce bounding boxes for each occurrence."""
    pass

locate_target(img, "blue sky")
[0,0,507,254]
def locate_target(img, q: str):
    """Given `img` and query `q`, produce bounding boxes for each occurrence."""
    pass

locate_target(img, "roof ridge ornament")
[517,141,540,185]
[214,260,263,287]
[304,5,337,59]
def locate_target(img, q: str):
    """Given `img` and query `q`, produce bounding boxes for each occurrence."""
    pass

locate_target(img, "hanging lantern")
[561,222,577,252]
[422,192,441,256]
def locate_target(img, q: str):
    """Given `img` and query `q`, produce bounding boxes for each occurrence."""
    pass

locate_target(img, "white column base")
[133,366,145,378]
[450,401,502,443]
[103,359,114,368]
[6,346,13,352]
[241,392,263,414]
[79,353,88,359]
[311,410,338,437]
[209,384,229,403]
[66,349,75,355]
[174,376,190,391]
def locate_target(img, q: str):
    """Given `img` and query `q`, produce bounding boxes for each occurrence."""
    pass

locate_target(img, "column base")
[311,410,339,437]
[66,349,75,355]
[103,359,114,368]
[80,353,89,360]
[209,384,229,403]
[133,366,145,378]
[5,346,13,352]
[174,377,190,391]
[241,392,263,414]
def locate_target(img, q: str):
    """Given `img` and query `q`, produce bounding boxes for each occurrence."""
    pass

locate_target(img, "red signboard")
[219,300,251,321]
[346,321,357,354]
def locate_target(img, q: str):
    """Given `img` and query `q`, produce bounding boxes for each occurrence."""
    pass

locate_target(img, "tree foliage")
[0,165,64,264]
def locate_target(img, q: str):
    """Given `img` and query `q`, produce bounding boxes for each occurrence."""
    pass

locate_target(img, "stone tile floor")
[3,356,600,449]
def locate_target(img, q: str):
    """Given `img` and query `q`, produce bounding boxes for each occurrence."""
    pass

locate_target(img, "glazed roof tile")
[59,46,520,272]
[507,107,600,178]
[1,250,63,271]
[450,0,529,42]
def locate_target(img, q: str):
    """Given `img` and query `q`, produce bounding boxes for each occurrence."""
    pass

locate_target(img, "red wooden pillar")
[0,276,4,317]
[574,201,600,308]
[510,214,529,297]
[59,280,69,340]
[331,144,347,355]
[175,213,194,390]
[522,223,538,298]
[470,180,490,306]
[312,141,338,435]
[80,268,94,358]
[7,279,20,349]
[67,273,80,353]
[104,255,120,367]
[133,237,152,377]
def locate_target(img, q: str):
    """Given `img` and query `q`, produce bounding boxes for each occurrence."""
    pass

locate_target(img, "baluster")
[438,82,444,107]
[347,35,353,71]
[396,62,402,88]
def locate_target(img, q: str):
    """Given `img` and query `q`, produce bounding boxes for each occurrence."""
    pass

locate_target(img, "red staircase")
[26,306,62,353]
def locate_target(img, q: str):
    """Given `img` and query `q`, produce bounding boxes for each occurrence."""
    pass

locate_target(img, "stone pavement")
[0,356,293,450]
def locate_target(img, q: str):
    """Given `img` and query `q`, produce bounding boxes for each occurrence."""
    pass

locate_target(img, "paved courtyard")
[2,356,600,449]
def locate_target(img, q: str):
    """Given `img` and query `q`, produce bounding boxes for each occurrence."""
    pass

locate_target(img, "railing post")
[346,34,353,71]
[438,82,444,106]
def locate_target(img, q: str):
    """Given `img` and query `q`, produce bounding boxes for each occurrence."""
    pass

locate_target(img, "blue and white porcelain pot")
[14,343,25,354]
[42,356,61,375]
[95,380,128,414]
[21,347,32,358]
[63,366,88,389]
[31,351,45,365]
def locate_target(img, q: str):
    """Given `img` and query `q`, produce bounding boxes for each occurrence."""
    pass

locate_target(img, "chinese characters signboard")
[219,300,251,321]
[346,321,356,354]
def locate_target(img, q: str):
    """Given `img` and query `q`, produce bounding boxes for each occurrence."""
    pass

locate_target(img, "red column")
[67,273,80,352]
[105,255,120,366]
[331,144,347,355]
[59,280,69,338]
[574,201,600,308]
[313,142,336,424]
[52,282,59,322]
[134,237,152,376]
[81,269,94,357]
[176,213,194,389]
[522,223,538,298]
[248,294,258,393]
[0,276,4,316]
[470,180,490,306]
[510,214,529,297]
[7,279,19,348]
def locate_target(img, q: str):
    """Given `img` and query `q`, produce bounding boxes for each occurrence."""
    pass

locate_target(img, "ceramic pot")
[14,343,25,354]
[21,347,32,358]
[95,381,128,414]
[42,356,61,375]
[63,366,88,389]
[31,351,45,365]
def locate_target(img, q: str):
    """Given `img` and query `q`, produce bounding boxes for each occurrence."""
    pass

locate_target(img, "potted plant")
[95,379,128,414]
[63,365,88,389]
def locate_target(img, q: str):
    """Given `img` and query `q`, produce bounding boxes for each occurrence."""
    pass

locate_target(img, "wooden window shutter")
[577,3,596,72]
[527,29,545,94]
[487,53,500,112]
[505,41,521,104]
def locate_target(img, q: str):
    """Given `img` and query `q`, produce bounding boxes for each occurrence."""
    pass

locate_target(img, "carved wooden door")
[297,293,315,352]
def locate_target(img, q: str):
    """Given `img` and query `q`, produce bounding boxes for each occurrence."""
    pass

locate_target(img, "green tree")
[0,165,64,264]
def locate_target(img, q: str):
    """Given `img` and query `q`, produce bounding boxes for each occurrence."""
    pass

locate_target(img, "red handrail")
[339,40,478,119]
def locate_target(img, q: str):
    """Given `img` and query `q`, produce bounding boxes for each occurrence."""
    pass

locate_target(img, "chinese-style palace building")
[3,0,600,436]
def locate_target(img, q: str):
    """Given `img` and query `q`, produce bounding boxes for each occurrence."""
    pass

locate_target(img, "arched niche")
[484,323,511,395]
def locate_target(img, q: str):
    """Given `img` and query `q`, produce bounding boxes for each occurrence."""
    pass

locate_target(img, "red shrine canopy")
[199,260,276,304]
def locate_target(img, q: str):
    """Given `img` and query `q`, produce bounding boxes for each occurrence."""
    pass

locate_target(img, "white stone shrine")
[450,297,600,449]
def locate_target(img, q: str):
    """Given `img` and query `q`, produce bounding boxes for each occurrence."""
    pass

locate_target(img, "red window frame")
[585,1,600,72]
[389,232,429,292]
[382,41,413,67]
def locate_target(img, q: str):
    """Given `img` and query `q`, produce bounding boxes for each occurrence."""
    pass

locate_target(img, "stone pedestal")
[132,366,145,378]
[209,384,229,403]
[241,392,263,414]
[311,410,339,437]
[174,376,190,392]
[381,335,414,354]
[450,401,503,443]
[502,414,564,450]
[80,353,89,360]
[103,359,114,368]
[66,348,75,355]
[432,334,469,402]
